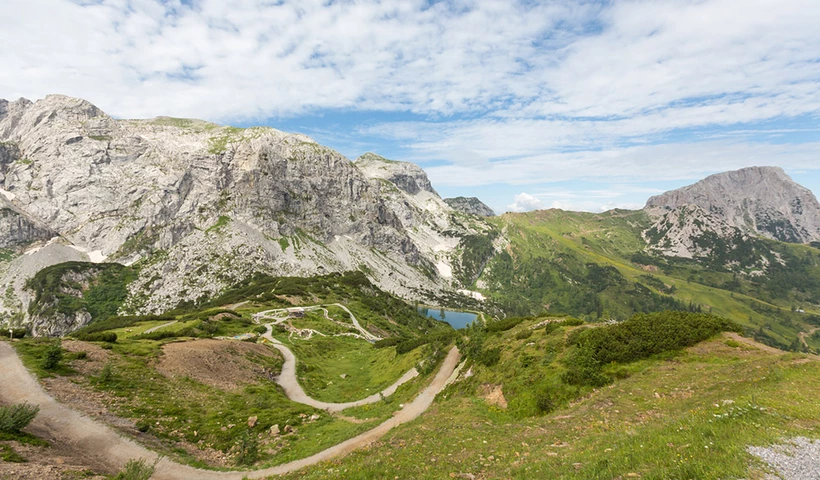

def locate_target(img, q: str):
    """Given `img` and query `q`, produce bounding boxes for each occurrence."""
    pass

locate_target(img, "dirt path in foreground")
[0,341,460,479]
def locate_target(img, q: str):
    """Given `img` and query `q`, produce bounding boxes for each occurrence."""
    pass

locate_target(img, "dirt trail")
[143,320,177,334]
[798,327,819,350]
[0,341,460,479]
[262,325,418,412]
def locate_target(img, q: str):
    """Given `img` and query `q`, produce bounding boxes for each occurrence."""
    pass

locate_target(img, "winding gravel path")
[142,320,178,334]
[261,325,418,412]
[0,341,460,479]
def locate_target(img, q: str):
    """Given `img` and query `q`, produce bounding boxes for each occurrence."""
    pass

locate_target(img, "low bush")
[563,312,740,387]
[41,341,63,370]
[114,458,155,480]
[0,403,39,433]
[1,328,27,339]
[75,331,117,343]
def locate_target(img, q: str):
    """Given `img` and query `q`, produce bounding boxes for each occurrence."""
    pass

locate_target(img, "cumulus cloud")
[507,193,545,213]
[2,0,820,205]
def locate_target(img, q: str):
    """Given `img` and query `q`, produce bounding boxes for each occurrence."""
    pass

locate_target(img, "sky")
[2,0,820,214]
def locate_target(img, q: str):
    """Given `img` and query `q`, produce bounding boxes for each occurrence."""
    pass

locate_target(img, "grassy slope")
[12,272,453,469]
[482,209,819,349]
[279,330,820,480]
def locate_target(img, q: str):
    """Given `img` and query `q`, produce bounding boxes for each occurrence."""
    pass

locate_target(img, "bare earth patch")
[0,438,108,480]
[156,339,282,391]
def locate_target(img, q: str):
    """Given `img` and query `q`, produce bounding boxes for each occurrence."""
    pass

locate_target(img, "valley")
[1,95,820,479]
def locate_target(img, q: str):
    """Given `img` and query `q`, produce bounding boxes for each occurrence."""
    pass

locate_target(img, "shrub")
[535,390,555,414]
[135,419,151,433]
[374,337,402,348]
[562,311,740,387]
[98,363,114,384]
[0,403,39,433]
[40,341,63,370]
[253,325,267,334]
[75,331,117,343]
[1,328,27,339]
[477,347,501,367]
[515,329,533,340]
[235,430,259,466]
[114,458,155,480]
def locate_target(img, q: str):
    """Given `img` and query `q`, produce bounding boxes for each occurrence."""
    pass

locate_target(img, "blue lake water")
[419,307,477,329]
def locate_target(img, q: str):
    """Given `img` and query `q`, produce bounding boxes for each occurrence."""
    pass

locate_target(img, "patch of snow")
[436,261,452,278]
[66,245,108,263]
[457,289,485,301]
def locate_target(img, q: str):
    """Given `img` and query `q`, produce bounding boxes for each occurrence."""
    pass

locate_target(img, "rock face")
[444,197,495,217]
[354,153,495,283]
[355,152,437,195]
[645,166,820,243]
[0,95,490,332]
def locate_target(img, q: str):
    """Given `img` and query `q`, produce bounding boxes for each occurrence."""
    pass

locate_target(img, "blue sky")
[2,0,820,214]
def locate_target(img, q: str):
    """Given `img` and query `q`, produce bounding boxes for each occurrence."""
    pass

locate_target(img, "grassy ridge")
[480,209,820,350]
[281,322,820,480]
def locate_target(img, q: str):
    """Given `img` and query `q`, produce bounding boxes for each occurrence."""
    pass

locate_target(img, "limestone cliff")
[0,95,483,332]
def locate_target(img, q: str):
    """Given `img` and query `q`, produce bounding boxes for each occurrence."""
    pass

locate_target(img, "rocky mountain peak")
[644,166,820,243]
[444,197,495,217]
[355,153,438,196]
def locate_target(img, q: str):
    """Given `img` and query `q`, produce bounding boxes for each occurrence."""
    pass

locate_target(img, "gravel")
[748,437,820,480]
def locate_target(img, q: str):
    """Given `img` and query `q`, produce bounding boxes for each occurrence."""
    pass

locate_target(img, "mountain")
[443,196,495,217]
[645,166,820,243]
[0,95,491,335]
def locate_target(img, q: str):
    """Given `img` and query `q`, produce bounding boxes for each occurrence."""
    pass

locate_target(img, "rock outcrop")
[444,197,495,217]
[0,95,490,332]
[645,166,820,243]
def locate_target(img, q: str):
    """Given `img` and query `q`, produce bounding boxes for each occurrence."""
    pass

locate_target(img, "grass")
[279,335,820,479]
[277,334,424,403]
[482,209,819,349]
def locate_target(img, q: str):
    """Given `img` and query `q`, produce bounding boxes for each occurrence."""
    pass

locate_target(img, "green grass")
[480,209,819,349]
[279,335,820,480]
[13,338,76,378]
[276,334,424,403]
[206,215,231,233]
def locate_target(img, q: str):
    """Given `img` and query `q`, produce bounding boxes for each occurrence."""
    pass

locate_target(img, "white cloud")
[507,193,545,213]
[2,0,820,207]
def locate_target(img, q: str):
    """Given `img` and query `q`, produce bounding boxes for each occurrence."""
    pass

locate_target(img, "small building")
[287,307,305,318]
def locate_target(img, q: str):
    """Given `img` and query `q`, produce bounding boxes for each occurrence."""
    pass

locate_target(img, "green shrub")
[235,430,259,466]
[0,403,39,433]
[98,363,114,384]
[40,341,63,370]
[515,329,533,340]
[114,458,155,480]
[1,328,27,339]
[253,325,268,334]
[374,337,402,348]
[135,419,151,433]
[75,331,117,343]
[562,312,740,387]
[477,347,501,367]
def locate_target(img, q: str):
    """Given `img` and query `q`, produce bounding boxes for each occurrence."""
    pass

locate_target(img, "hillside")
[476,209,820,352]
[4,310,819,479]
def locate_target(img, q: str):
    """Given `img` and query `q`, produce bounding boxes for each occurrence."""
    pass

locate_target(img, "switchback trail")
[262,325,419,412]
[0,341,461,479]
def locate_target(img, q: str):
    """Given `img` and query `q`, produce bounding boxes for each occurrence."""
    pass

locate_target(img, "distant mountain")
[444,197,495,217]
[645,166,820,243]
